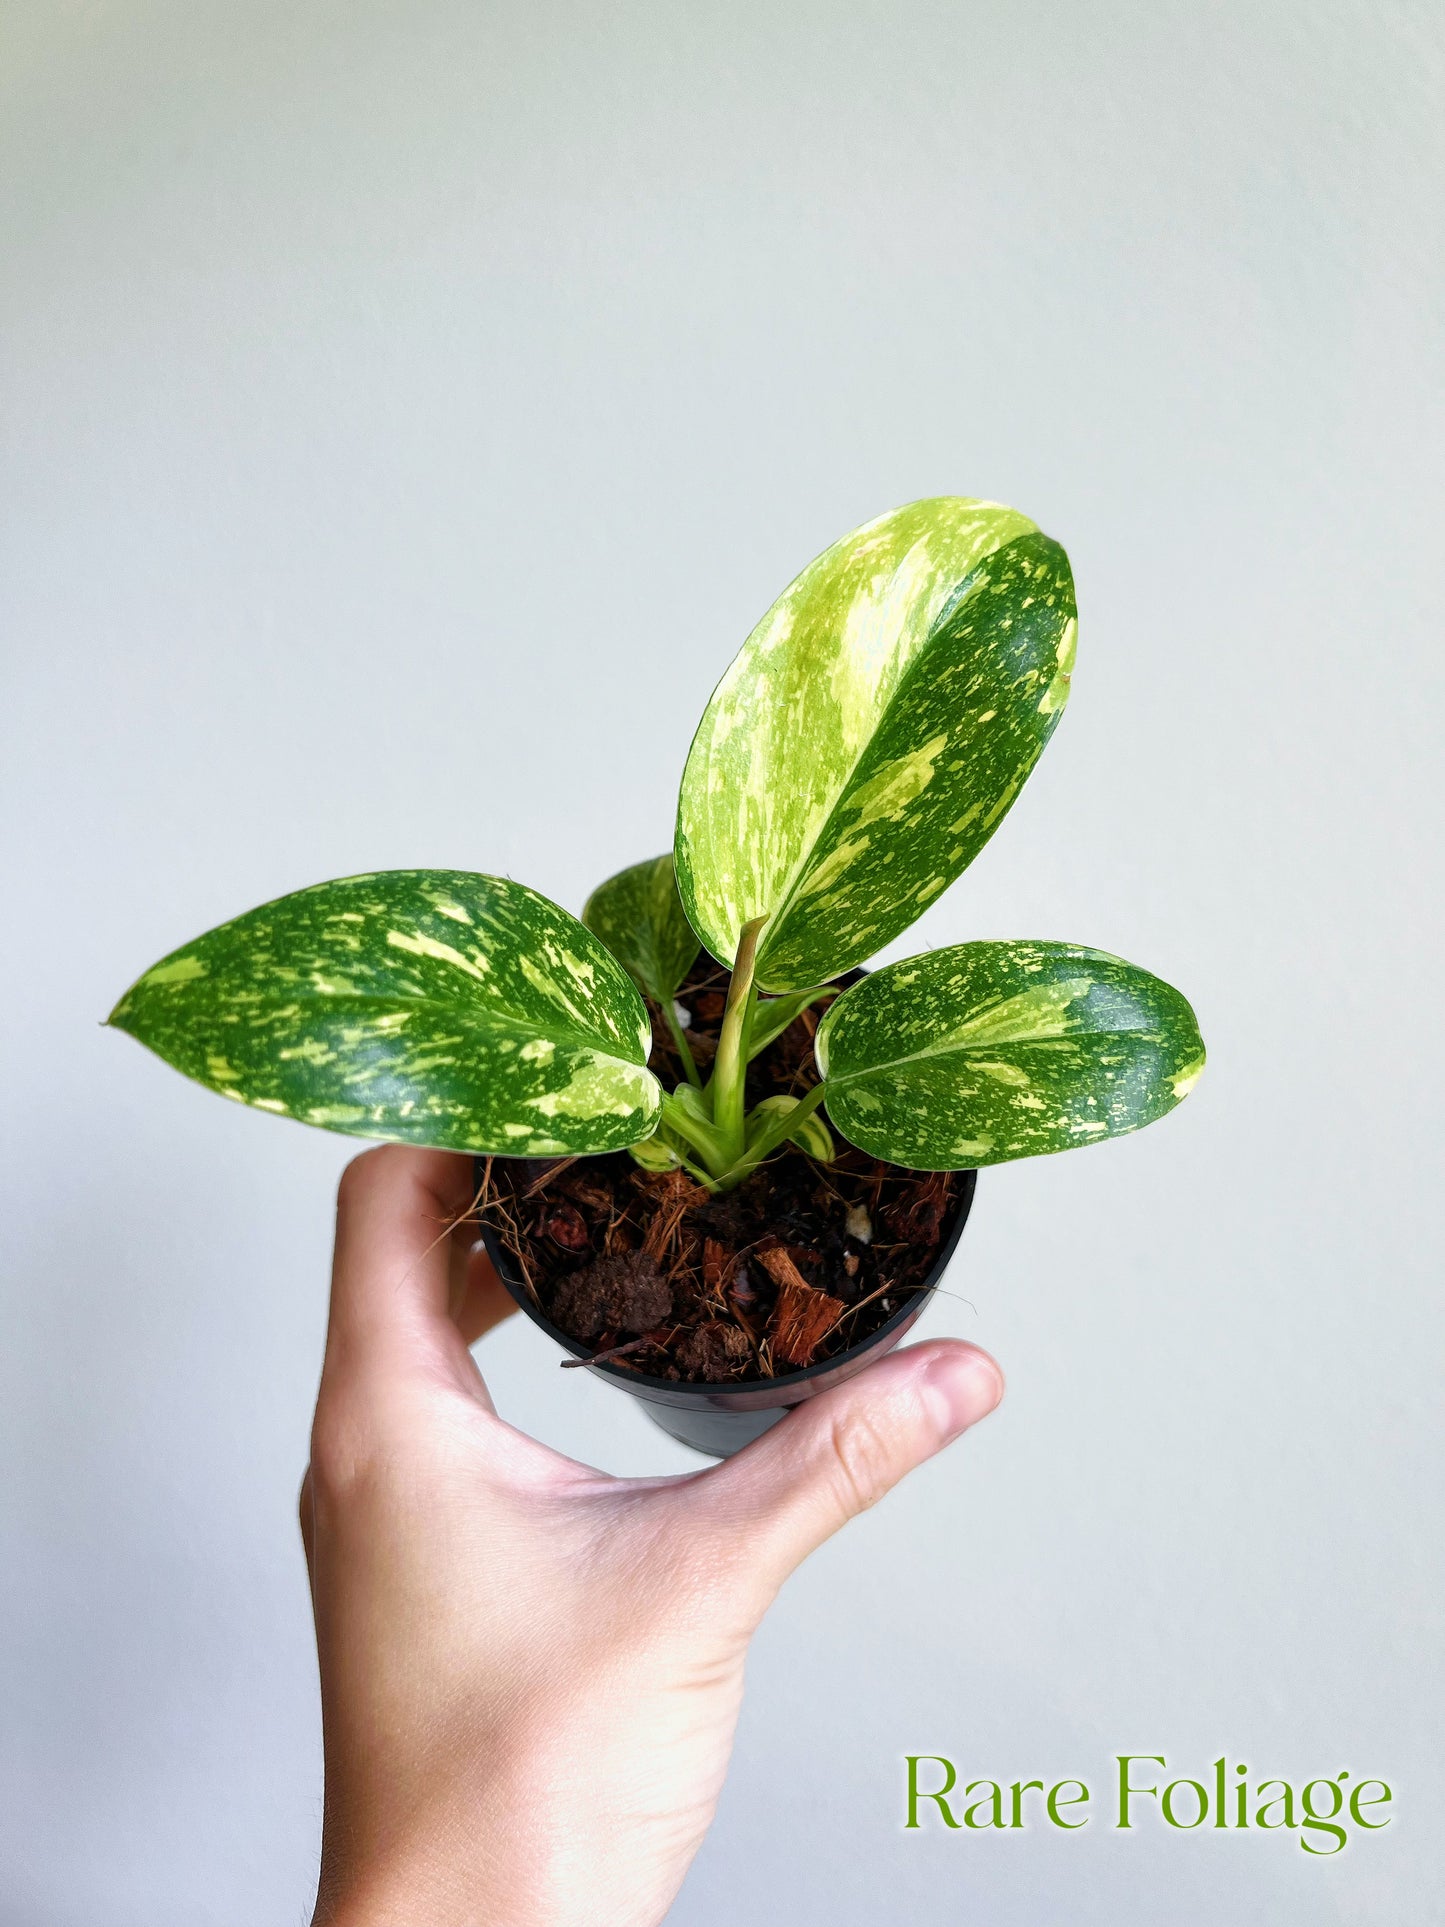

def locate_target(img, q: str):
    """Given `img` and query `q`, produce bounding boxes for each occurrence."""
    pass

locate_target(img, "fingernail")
[921,1349,1005,1445]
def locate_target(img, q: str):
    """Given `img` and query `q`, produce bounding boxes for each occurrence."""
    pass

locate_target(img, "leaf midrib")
[824,1022,1165,1088]
[134,979,651,1073]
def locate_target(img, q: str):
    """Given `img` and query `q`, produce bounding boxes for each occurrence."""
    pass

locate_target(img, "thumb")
[702,1340,1004,1595]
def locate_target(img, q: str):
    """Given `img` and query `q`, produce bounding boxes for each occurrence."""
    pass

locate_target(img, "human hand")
[300,1145,1004,1927]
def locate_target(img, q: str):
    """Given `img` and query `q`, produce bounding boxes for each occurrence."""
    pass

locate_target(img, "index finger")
[323,1144,496,1385]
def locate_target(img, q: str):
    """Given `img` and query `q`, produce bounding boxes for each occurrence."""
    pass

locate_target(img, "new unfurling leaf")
[747,986,836,1060]
[746,1094,835,1163]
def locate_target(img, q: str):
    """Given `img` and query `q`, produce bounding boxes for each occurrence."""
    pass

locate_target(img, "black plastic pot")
[476,1162,977,1459]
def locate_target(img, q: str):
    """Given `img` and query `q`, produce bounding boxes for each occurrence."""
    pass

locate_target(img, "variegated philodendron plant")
[110,498,1205,1194]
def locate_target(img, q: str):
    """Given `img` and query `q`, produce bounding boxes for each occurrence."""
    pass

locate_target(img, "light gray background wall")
[3,3,1441,1921]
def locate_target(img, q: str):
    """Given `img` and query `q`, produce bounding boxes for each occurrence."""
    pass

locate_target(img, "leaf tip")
[1170,1048,1207,1102]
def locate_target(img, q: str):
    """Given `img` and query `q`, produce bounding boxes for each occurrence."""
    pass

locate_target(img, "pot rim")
[476,1165,977,1399]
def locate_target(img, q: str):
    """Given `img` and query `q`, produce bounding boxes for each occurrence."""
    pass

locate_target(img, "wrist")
[315,1871,490,1927]
[312,1815,557,1927]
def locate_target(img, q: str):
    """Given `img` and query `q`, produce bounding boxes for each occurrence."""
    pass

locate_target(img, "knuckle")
[334,1143,400,1210]
[824,1405,896,1518]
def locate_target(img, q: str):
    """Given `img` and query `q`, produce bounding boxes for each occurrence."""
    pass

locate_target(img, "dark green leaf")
[109,871,662,1156]
[816,941,1204,1168]
[583,853,701,1003]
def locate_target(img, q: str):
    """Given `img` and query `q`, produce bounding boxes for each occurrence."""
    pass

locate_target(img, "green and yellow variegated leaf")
[815,942,1204,1169]
[582,853,700,1003]
[108,871,662,1156]
[675,497,1077,990]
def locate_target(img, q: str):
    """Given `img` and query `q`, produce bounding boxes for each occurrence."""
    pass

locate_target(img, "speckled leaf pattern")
[108,871,662,1156]
[675,497,1077,989]
[582,853,701,1002]
[815,942,1204,1169]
